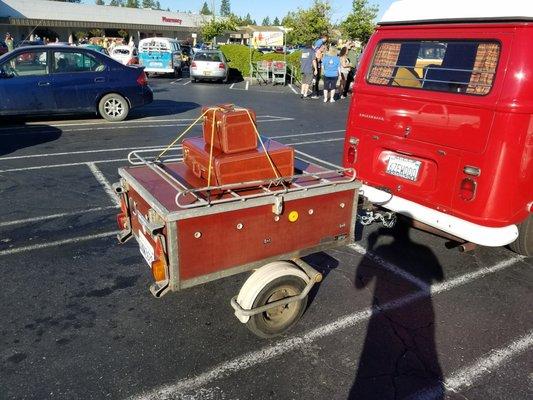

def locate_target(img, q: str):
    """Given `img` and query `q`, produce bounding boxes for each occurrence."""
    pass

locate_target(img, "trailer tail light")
[116,196,129,230]
[460,178,477,201]
[151,238,167,282]
[136,71,148,86]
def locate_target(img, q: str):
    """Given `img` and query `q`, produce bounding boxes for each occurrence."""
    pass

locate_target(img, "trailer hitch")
[357,210,397,228]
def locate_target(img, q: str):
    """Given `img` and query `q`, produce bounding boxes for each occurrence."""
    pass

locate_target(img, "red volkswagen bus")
[343,0,533,255]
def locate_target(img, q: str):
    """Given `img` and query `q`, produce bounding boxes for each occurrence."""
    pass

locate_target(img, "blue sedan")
[0,45,153,121]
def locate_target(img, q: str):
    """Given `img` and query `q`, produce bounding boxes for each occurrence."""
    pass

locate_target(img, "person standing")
[322,46,341,103]
[299,44,315,99]
[339,46,350,97]
[342,42,360,99]
[311,45,324,99]
[5,33,14,52]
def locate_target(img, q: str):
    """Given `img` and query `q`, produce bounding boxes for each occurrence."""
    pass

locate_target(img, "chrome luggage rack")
[127,146,357,209]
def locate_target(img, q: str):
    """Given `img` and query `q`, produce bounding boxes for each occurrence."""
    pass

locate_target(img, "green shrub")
[220,44,302,81]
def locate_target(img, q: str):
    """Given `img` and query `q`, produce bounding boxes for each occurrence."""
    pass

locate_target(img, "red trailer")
[114,145,359,337]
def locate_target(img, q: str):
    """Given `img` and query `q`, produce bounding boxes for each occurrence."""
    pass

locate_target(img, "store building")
[0,0,210,44]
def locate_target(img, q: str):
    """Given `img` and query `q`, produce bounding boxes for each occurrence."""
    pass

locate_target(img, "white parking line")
[288,84,298,94]
[170,78,183,84]
[87,162,120,207]
[0,137,345,172]
[182,80,191,86]
[0,129,345,162]
[0,115,293,133]
[229,83,235,89]
[130,256,526,400]
[245,81,249,91]
[0,231,118,257]
[294,150,342,169]
[349,243,430,291]
[411,330,533,400]
[0,206,117,228]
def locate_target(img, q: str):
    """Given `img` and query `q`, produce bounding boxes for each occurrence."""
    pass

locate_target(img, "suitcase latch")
[272,196,284,216]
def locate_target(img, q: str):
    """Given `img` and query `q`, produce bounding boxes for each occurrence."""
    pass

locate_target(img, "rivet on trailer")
[114,105,360,338]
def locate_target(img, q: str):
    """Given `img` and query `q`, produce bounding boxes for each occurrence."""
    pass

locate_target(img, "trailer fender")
[234,261,310,323]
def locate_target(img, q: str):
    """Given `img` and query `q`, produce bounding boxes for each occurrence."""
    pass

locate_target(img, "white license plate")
[138,230,154,266]
[386,155,422,181]
[149,61,163,68]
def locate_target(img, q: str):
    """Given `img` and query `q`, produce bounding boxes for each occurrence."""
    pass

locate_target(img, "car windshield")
[194,52,222,62]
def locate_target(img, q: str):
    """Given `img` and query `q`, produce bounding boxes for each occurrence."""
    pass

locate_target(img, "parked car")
[0,45,153,121]
[110,45,139,66]
[190,50,229,83]
[343,0,533,255]
[138,37,182,77]
[0,41,8,56]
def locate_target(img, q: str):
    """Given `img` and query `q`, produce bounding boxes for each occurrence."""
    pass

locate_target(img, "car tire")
[98,93,129,122]
[191,78,197,83]
[509,214,533,257]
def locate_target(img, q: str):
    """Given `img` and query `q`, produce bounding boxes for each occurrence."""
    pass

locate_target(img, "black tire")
[191,78,197,83]
[509,215,533,256]
[246,275,307,338]
[98,93,129,122]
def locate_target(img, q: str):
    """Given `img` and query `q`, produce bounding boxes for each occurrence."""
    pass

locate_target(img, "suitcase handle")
[192,160,202,178]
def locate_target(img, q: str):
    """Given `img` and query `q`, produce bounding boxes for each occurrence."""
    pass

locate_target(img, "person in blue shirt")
[322,46,341,103]
[300,44,315,99]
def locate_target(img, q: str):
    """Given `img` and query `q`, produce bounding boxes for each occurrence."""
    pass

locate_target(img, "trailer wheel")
[246,275,308,338]
[509,215,533,257]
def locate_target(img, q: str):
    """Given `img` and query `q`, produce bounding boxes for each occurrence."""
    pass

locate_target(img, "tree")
[51,0,81,3]
[201,18,236,41]
[220,0,231,17]
[109,0,123,5]
[125,0,139,8]
[341,0,378,44]
[89,28,104,37]
[95,0,105,4]
[243,13,253,25]
[262,16,271,26]
[155,1,160,10]
[200,1,211,15]
[118,29,128,38]
[282,1,332,45]
[273,17,280,26]
[75,31,88,41]
[142,0,153,8]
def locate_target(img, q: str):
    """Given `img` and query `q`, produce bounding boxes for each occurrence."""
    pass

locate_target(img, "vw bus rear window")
[367,40,500,95]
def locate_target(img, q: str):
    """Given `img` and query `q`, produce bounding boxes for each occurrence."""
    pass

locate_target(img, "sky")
[82,0,395,24]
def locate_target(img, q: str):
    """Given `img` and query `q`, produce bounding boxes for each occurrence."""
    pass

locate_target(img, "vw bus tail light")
[346,137,359,165]
[460,178,477,201]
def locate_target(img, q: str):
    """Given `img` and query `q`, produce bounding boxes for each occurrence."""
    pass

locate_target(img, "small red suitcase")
[182,137,294,186]
[201,104,258,154]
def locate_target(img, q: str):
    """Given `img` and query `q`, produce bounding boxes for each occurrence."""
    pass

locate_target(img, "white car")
[190,50,229,83]
[110,45,139,66]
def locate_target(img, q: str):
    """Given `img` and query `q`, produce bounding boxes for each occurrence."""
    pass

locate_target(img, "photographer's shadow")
[350,220,445,399]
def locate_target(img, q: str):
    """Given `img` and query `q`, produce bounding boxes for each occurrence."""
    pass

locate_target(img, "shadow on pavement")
[130,100,201,118]
[0,124,62,157]
[350,218,444,400]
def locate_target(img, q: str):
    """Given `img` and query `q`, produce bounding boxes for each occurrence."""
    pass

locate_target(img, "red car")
[343,0,533,255]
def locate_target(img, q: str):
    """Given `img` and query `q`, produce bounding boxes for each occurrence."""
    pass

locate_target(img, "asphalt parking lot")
[0,76,531,400]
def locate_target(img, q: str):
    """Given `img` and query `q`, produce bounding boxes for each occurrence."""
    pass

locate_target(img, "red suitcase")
[182,137,294,186]
[201,104,258,154]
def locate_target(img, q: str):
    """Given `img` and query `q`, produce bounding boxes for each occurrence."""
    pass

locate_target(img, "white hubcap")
[104,98,124,117]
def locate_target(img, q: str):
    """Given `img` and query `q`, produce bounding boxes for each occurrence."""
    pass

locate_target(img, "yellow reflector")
[151,259,166,282]
[288,211,299,222]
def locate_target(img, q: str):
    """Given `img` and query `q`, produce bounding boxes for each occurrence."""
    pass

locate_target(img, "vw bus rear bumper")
[361,184,519,247]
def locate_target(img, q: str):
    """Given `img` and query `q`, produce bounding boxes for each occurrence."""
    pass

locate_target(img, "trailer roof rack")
[127,145,357,209]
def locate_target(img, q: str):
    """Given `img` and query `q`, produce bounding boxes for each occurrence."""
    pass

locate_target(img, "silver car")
[190,50,229,83]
